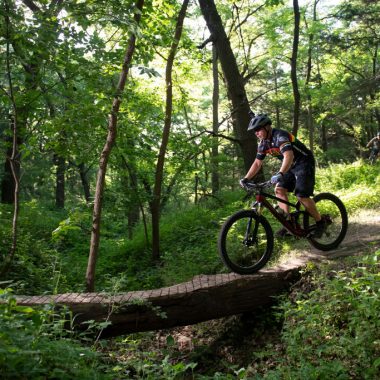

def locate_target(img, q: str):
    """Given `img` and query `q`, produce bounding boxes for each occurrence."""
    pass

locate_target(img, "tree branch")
[22,0,41,12]
[197,35,216,49]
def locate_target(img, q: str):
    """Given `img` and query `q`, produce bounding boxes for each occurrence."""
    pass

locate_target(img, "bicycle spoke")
[306,193,348,251]
[219,211,273,273]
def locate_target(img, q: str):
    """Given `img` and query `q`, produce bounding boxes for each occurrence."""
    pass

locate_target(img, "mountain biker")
[239,112,326,238]
[366,132,380,160]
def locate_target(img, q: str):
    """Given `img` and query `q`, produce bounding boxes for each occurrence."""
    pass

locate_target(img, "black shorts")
[277,158,315,198]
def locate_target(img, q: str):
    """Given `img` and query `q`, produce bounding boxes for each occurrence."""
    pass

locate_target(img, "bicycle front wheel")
[218,210,274,275]
[306,192,348,251]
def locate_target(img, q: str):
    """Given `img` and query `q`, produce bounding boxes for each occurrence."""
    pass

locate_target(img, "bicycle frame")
[250,187,309,238]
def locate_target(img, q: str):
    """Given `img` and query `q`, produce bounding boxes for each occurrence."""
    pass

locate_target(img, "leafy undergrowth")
[0,289,111,380]
[100,248,380,379]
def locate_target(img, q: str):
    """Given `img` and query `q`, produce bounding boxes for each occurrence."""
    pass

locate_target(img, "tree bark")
[198,0,256,172]
[321,123,327,151]
[305,0,321,152]
[78,163,91,203]
[194,173,199,204]
[370,42,380,129]
[1,141,17,204]
[291,0,301,137]
[273,61,281,129]
[305,2,317,152]
[86,0,144,292]
[211,44,220,195]
[53,154,65,209]
[151,0,189,261]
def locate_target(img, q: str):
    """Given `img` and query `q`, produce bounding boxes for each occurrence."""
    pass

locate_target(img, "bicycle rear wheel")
[218,210,274,274]
[306,192,348,251]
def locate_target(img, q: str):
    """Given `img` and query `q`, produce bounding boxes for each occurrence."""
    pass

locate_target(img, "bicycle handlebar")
[243,180,273,192]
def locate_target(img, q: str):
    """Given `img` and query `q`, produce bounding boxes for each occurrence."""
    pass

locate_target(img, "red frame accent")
[256,194,265,202]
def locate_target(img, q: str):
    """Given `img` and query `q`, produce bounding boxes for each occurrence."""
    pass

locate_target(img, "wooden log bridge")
[15,262,305,338]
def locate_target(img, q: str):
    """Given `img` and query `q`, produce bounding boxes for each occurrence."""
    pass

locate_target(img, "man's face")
[255,126,268,140]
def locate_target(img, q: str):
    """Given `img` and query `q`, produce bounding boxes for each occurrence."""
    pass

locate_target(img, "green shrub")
[0,289,111,379]
[315,161,380,211]
[260,250,380,379]
[0,202,68,294]
[316,160,380,193]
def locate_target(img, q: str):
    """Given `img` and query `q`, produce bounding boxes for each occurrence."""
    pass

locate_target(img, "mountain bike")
[218,180,348,275]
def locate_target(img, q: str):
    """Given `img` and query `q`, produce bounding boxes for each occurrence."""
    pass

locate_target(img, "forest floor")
[111,207,380,376]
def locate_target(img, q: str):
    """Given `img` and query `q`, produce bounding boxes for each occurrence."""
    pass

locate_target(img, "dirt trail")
[279,208,380,268]
[327,208,380,257]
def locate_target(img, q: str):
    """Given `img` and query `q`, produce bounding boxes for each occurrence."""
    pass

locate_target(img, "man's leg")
[299,196,329,237]
[274,186,292,237]
[275,186,290,213]
[298,197,321,222]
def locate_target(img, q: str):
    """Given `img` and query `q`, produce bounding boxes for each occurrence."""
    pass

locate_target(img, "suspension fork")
[251,200,263,215]
[243,201,261,244]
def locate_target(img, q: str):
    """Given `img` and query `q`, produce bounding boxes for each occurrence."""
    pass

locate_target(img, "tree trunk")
[78,163,91,203]
[53,154,65,209]
[194,173,199,204]
[291,0,301,137]
[120,154,146,241]
[0,8,20,276]
[1,113,23,205]
[211,44,220,195]
[198,0,256,172]
[321,123,327,151]
[151,0,189,261]
[273,61,281,129]
[305,0,318,152]
[370,42,380,129]
[124,164,140,239]
[127,201,140,240]
[1,140,17,204]
[3,116,20,276]
[86,0,144,292]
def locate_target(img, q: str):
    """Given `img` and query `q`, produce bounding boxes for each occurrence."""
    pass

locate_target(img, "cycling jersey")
[256,128,312,162]
[256,128,315,197]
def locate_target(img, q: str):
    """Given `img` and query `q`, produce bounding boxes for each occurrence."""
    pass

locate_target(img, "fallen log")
[15,263,303,338]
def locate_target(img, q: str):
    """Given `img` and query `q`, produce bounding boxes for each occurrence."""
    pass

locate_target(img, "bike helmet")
[247,113,272,132]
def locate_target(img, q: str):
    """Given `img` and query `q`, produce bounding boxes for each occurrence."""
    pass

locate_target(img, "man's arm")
[278,150,294,174]
[244,158,263,180]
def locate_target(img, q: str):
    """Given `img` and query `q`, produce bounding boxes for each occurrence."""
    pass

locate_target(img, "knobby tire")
[306,192,348,251]
[218,210,274,274]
